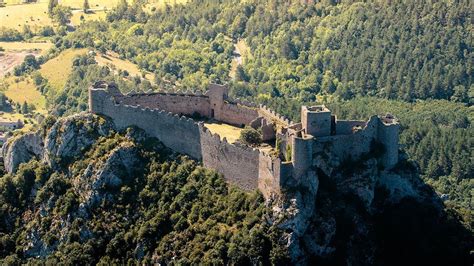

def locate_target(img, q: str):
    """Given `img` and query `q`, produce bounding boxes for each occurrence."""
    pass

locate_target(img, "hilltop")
[1,112,471,264]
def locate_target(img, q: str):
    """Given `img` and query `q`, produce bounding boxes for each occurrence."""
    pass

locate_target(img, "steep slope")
[0,114,288,264]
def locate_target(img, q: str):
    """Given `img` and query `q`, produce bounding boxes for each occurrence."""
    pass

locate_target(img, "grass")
[70,10,107,25]
[95,52,154,81]
[204,122,243,143]
[0,41,53,55]
[39,48,88,93]
[1,0,188,30]
[1,76,47,113]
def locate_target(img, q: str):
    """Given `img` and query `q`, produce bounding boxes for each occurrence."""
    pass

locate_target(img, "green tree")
[48,0,58,16]
[21,101,28,114]
[239,127,262,146]
[51,6,72,26]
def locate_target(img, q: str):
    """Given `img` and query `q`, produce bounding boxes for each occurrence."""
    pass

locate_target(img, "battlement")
[89,82,400,198]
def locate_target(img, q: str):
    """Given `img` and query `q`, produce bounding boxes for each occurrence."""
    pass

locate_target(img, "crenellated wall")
[200,126,260,190]
[220,102,259,126]
[258,105,293,127]
[89,82,400,199]
[115,93,211,118]
[89,83,287,197]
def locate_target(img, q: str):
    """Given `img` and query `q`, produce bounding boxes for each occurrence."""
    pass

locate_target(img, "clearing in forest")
[95,52,154,82]
[1,0,189,30]
[39,48,88,93]
[230,39,251,79]
[0,41,53,77]
[1,76,47,112]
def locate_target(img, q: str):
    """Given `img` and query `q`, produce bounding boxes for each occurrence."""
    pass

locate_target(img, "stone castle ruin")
[89,82,399,199]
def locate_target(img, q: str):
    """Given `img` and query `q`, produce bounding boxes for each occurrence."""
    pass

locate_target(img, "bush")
[239,127,262,146]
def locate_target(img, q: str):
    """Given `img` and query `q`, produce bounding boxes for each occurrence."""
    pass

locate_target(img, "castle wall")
[302,108,332,137]
[200,126,260,190]
[218,102,259,126]
[115,93,211,117]
[258,154,291,198]
[258,105,291,127]
[92,90,203,159]
[313,116,379,162]
[377,122,399,169]
[292,136,314,179]
[335,120,367,135]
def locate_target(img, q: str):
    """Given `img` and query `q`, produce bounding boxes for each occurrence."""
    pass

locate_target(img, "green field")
[95,52,154,81]
[0,41,52,54]
[1,76,47,112]
[0,0,188,30]
[39,48,88,93]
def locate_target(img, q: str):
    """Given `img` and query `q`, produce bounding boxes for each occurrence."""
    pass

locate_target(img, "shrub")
[239,127,262,146]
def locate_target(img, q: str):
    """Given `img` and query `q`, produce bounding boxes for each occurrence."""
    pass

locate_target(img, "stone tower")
[301,105,332,137]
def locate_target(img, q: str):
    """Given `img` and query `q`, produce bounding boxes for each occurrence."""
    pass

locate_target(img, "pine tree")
[21,102,28,114]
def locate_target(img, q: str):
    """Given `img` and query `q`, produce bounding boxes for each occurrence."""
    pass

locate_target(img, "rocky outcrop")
[2,131,44,173]
[75,143,142,210]
[2,113,115,174]
[44,113,115,169]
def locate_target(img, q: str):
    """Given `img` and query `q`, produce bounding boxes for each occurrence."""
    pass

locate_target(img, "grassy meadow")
[1,76,47,112]
[39,48,88,93]
[95,53,154,81]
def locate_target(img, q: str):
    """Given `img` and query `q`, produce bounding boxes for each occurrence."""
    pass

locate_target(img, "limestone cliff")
[272,151,450,265]
[2,113,115,174]
[2,131,44,173]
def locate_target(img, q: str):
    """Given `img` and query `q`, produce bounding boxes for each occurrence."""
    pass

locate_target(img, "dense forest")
[0,0,472,263]
[49,0,473,226]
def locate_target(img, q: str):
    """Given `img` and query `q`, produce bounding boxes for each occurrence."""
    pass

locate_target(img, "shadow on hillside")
[310,156,473,266]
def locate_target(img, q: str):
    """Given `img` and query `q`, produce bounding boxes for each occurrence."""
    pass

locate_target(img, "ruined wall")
[302,107,332,137]
[377,121,399,168]
[313,116,379,163]
[200,126,260,190]
[218,102,259,126]
[335,120,367,135]
[258,154,294,198]
[90,88,202,159]
[258,105,292,127]
[292,136,314,179]
[115,93,211,117]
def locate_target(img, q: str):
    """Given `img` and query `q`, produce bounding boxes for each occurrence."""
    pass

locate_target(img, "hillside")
[0,0,471,264]
[0,113,288,264]
[1,113,471,264]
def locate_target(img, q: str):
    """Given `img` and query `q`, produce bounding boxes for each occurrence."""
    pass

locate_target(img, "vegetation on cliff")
[0,115,288,264]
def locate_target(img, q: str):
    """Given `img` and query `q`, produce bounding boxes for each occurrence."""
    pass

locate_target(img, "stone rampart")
[200,126,260,190]
[219,102,259,126]
[98,95,203,159]
[89,82,399,199]
[89,85,286,195]
[312,116,394,166]
[258,105,292,126]
[115,93,211,117]
[335,120,367,135]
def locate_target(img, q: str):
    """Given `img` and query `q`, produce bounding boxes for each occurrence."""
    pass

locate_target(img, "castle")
[89,82,399,199]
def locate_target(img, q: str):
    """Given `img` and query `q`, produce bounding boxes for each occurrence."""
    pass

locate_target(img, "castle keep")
[89,82,399,198]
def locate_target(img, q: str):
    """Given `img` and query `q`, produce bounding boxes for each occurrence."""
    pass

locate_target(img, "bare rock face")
[2,113,115,174]
[2,131,44,173]
[43,113,115,169]
[75,143,142,210]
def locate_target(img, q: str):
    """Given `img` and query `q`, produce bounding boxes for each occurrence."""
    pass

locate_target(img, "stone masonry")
[89,82,400,199]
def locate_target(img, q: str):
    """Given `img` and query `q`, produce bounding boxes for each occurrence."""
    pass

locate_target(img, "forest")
[48,0,472,225]
[0,0,472,263]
